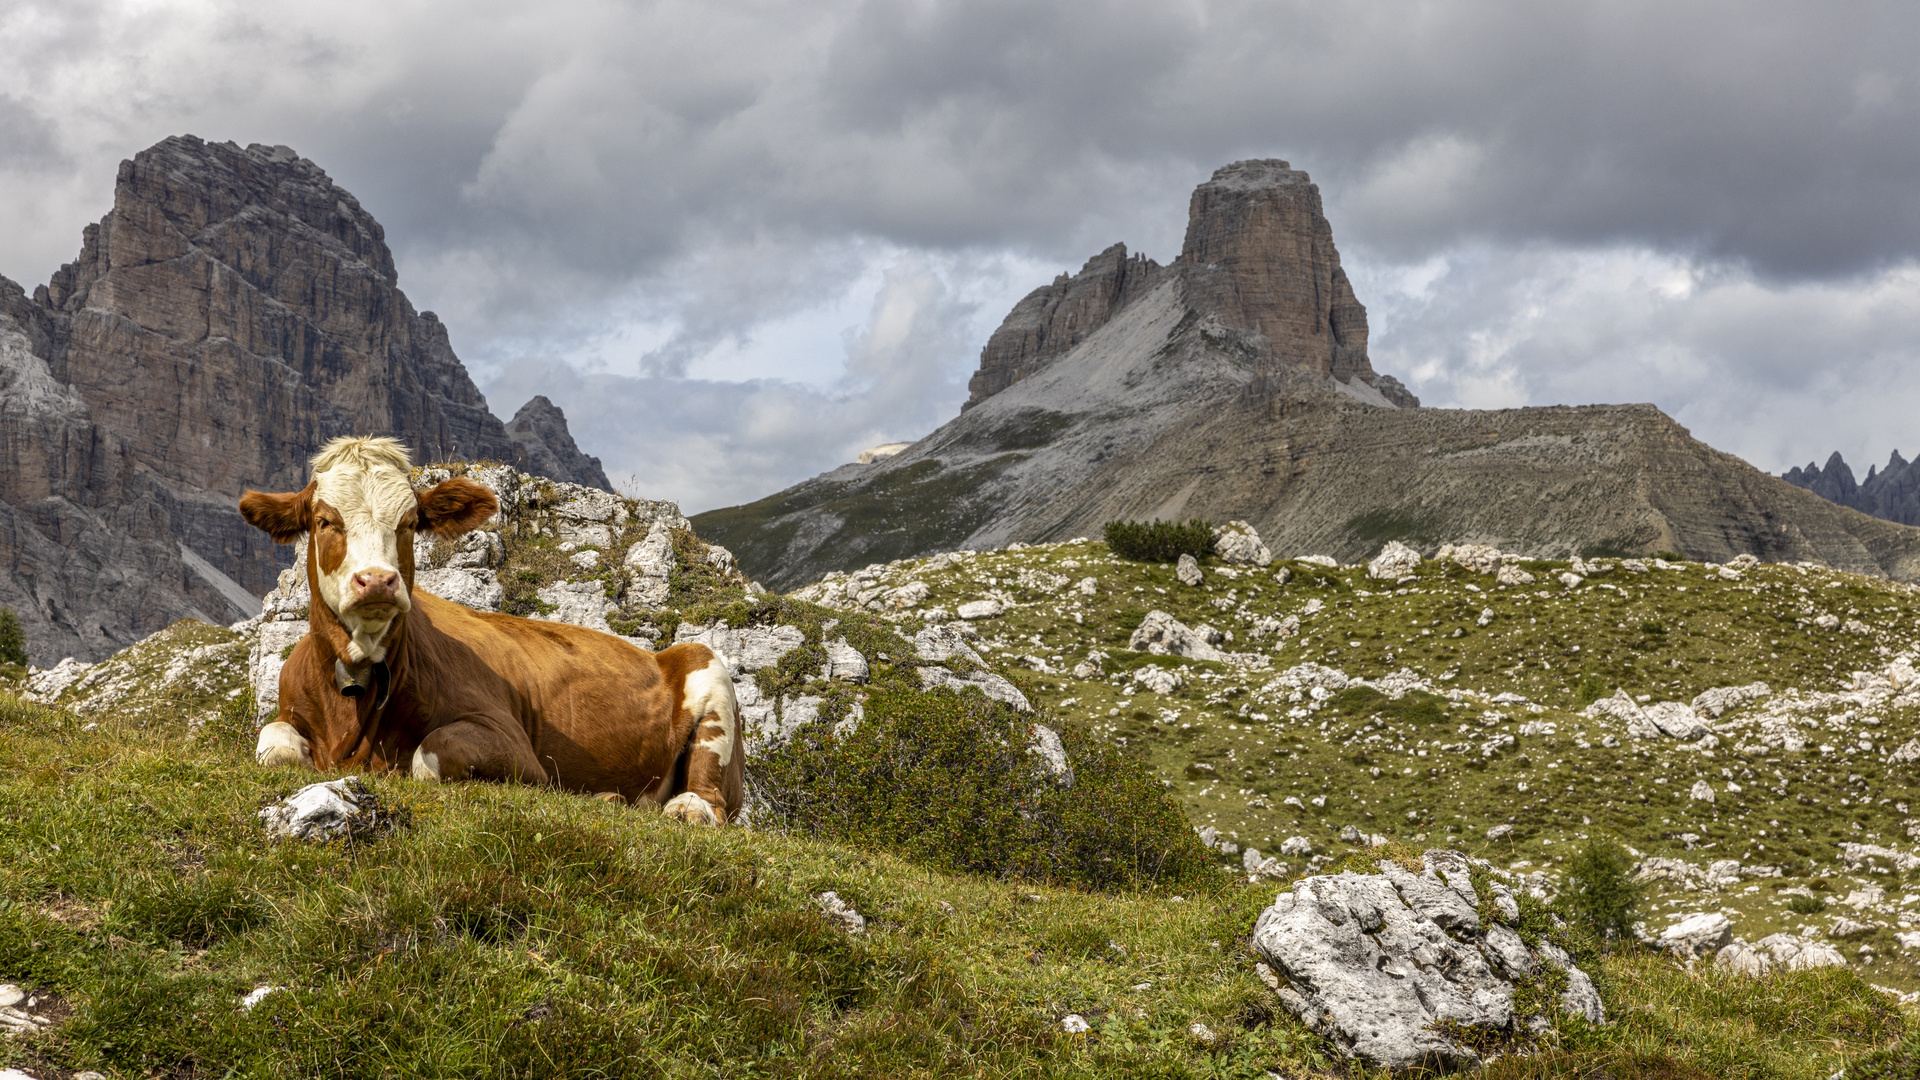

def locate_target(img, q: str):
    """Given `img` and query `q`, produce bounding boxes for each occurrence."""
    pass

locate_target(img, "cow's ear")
[416,478,499,537]
[239,482,315,544]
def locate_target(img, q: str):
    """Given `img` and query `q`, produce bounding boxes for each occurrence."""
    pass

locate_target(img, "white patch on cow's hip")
[256,722,313,769]
[411,747,442,781]
[682,653,739,767]
[663,791,719,825]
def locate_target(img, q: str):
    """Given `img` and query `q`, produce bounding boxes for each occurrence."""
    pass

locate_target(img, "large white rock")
[1657,913,1732,959]
[1028,724,1074,787]
[1252,851,1604,1071]
[1495,563,1536,586]
[1644,701,1711,741]
[675,623,807,676]
[1212,521,1272,566]
[259,777,380,841]
[417,568,504,612]
[1436,544,1505,575]
[823,639,869,682]
[917,665,1031,711]
[1366,541,1422,581]
[1755,933,1847,970]
[1690,682,1770,718]
[1129,610,1226,662]
[1715,939,1772,976]
[624,520,676,609]
[957,599,1005,620]
[914,624,984,665]
[1176,553,1204,586]
[249,620,309,719]
[535,580,616,633]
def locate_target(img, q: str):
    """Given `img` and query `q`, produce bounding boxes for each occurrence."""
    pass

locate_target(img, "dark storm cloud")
[3,0,1919,504]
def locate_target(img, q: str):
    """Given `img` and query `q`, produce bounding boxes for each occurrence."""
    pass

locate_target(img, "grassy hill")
[3,537,1920,1076]
[788,541,1920,993]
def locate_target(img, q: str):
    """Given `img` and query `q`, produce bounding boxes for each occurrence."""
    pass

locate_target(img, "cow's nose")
[352,570,399,600]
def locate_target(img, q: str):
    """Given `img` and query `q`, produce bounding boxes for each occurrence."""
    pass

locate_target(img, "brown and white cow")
[239,436,741,824]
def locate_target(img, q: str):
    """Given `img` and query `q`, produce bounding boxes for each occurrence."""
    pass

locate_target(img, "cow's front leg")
[411,719,548,785]
[255,721,313,769]
[664,672,744,822]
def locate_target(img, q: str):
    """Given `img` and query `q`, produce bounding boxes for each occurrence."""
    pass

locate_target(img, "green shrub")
[1574,672,1610,707]
[1102,518,1215,563]
[750,683,1212,892]
[0,606,26,667]
[1558,836,1642,945]
[1788,894,1829,915]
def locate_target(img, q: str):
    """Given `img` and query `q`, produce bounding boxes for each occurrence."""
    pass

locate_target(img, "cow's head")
[240,437,498,663]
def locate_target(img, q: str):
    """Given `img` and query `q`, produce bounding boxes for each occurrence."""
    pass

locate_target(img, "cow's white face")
[240,437,499,666]
[311,457,419,663]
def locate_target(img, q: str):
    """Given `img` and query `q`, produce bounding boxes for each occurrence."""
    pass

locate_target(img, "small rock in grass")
[259,776,386,842]
[1496,564,1535,586]
[240,985,284,1011]
[1690,780,1716,803]
[1188,1022,1217,1044]
[957,599,1004,620]
[1486,824,1513,841]
[1280,835,1314,857]
[1061,1014,1090,1034]
[1176,553,1203,586]
[1558,572,1584,589]
[815,891,866,934]
[1829,917,1875,939]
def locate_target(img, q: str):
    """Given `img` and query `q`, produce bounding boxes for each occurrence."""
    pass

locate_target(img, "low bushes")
[1102,518,1215,563]
[750,682,1213,893]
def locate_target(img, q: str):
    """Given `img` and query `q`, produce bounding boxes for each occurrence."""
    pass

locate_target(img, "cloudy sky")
[4,0,1919,511]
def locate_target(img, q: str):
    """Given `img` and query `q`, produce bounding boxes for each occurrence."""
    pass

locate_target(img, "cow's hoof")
[662,792,719,826]
[255,722,313,769]
[592,791,628,806]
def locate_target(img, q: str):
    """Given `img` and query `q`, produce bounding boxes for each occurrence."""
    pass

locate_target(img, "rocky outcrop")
[507,396,613,490]
[1786,450,1920,527]
[965,243,1166,406]
[0,136,605,661]
[963,161,1415,410]
[1177,160,1377,387]
[1252,850,1603,1071]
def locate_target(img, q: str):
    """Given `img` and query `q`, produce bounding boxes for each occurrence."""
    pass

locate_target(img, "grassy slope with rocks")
[0,687,1913,1078]
[794,541,1920,994]
[2,503,1919,1074]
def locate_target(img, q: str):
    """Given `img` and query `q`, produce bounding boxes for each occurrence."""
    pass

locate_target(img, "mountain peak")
[962,160,1412,411]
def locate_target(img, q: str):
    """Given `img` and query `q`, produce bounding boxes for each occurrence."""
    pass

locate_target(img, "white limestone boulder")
[1251,850,1603,1071]
[1366,541,1422,581]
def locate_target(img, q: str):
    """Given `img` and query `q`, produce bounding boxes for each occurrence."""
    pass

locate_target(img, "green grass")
[8,534,1920,1075]
[795,541,1920,996]
[0,686,1911,1077]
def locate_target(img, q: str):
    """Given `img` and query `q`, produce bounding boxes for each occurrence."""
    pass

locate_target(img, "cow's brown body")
[244,437,742,825]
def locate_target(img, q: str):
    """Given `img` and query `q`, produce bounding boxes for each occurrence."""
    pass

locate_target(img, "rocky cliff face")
[0,136,609,662]
[965,243,1167,406]
[1785,450,1920,527]
[695,161,1920,589]
[963,160,1416,411]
